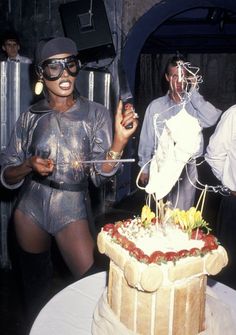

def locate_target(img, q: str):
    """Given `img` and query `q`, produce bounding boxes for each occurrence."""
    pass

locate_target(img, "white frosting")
[118,220,204,256]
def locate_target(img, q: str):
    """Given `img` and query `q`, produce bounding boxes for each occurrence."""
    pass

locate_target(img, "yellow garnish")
[141,205,155,226]
[171,207,210,234]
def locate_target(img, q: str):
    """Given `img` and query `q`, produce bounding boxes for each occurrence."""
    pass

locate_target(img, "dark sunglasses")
[37,56,81,81]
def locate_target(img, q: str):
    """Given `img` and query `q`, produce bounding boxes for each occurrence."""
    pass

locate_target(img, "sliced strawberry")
[151,218,158,224]
[165,251,178,262]
[130,247,145,260]
[204,239,218,250]
[115,221,123,229]
[177,249,189,258]
[103,223,114,232]
[149,251,165,263]
[123,240,136,252]
[112,231,123,244]
[189,247,200,256]
[120,236,128,246]
[139,254,150,264]
[208,243,218,250]
[202,234,217,243]
[200,246,211,255]
[123,219,132,227]
[191,229,204,240]
[202,234,218,249]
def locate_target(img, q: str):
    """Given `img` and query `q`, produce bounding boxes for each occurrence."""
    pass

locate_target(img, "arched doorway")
[123,0,236,222]
[123,0,236,94]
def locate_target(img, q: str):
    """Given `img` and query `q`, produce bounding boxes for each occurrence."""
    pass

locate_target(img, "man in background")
[138,56,222,210]
[1,30,32,63]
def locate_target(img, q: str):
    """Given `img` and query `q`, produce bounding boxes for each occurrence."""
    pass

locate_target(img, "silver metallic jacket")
[0,96,116,189]
[0,96,117,233]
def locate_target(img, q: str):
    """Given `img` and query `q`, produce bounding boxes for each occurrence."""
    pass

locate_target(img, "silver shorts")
[16,180,88,235]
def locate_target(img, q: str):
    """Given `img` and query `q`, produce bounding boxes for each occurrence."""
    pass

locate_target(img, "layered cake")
[93,205,228,335]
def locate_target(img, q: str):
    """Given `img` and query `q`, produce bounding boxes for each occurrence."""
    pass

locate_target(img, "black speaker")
[59,0,116,63]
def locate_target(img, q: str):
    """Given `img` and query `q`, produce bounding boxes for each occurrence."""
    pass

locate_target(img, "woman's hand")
[30,156,54,176]
[113,100,139,150]
[101,101,138,173]
[3,156,54,185]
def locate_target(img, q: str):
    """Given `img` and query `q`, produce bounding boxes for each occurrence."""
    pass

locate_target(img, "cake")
[93,205,228,335]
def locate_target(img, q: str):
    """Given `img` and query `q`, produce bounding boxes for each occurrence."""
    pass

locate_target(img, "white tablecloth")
[30,271,236,335]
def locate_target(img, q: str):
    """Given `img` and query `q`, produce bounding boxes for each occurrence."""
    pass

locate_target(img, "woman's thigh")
[14,209,51,253]
[55,219,95,278]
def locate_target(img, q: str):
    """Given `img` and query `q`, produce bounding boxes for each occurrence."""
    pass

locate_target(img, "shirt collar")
[7,54,20,62]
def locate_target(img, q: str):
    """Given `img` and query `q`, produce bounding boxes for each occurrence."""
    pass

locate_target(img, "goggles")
[38,55,81,81]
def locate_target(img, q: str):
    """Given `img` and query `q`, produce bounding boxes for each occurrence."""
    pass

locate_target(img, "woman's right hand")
[3,157,54,186]
[29,156,54,176]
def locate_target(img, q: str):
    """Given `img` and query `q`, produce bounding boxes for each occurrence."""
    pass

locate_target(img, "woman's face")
[42,53,78,98]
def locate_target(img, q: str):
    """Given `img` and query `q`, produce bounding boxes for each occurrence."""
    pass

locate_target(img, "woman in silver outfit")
[0,37,138,324]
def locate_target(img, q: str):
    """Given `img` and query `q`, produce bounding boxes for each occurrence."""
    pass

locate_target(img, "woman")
[0,37,138,321]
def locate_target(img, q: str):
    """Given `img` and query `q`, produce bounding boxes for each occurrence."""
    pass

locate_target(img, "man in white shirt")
[205,105,236,289]
[1,31,32,63]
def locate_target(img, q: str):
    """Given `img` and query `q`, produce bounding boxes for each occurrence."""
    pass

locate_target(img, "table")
[30,271,236,335]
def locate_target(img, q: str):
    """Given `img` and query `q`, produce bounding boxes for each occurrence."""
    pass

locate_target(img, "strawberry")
[149,251,165,263]
[165,251,178,262]
[139,254,150,264]
[115,221,123,229]
[130,247,145,260]
[151,218,158,224]
[189,247,200,256]
[200,246,211,255]
[112,231,123,244]
[177,249,189,258]
[123,219,132,227]
[123,239,136,252]
[103,223,114,232]
[191,229,204,240]
[203,235,218,250]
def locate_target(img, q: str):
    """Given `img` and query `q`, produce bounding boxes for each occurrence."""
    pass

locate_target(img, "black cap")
[35,37,78,64]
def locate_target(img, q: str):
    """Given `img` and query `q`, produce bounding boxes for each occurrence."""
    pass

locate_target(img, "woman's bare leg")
[14,209,51,252]
[13,209,52,326]
[55,219,95,278]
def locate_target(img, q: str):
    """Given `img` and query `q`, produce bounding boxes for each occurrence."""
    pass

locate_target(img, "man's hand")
[186,75,197,92]
[139,172,149,186]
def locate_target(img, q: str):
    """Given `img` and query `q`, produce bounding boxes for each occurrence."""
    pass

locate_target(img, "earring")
[34,78,44,95]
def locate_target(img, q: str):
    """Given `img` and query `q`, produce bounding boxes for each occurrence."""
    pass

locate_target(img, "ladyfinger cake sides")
[92,205,228,335]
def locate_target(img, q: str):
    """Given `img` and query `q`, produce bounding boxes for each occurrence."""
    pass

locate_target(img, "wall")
[0,0,161,60]
[0,0,125,60]
[122,0,160,35]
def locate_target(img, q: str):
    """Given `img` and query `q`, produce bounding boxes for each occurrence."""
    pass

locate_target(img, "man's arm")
[138,102,156,174]
[190,90,222,128]
[205,106,235,182]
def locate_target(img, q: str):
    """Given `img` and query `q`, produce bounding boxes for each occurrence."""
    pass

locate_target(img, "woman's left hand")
[114,100,139,146]
[101,101,139,173]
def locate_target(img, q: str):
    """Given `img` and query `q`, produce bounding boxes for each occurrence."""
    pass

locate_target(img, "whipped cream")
[118,219,204,256]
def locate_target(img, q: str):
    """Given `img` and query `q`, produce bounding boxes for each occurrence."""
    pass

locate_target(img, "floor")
[0,187,235,335]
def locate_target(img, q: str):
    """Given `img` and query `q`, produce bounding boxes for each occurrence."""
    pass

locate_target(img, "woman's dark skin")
[3,52,138,277]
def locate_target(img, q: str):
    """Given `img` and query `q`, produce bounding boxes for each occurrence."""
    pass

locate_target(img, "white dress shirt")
[7,53,32,63]
[205,105,236,191]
